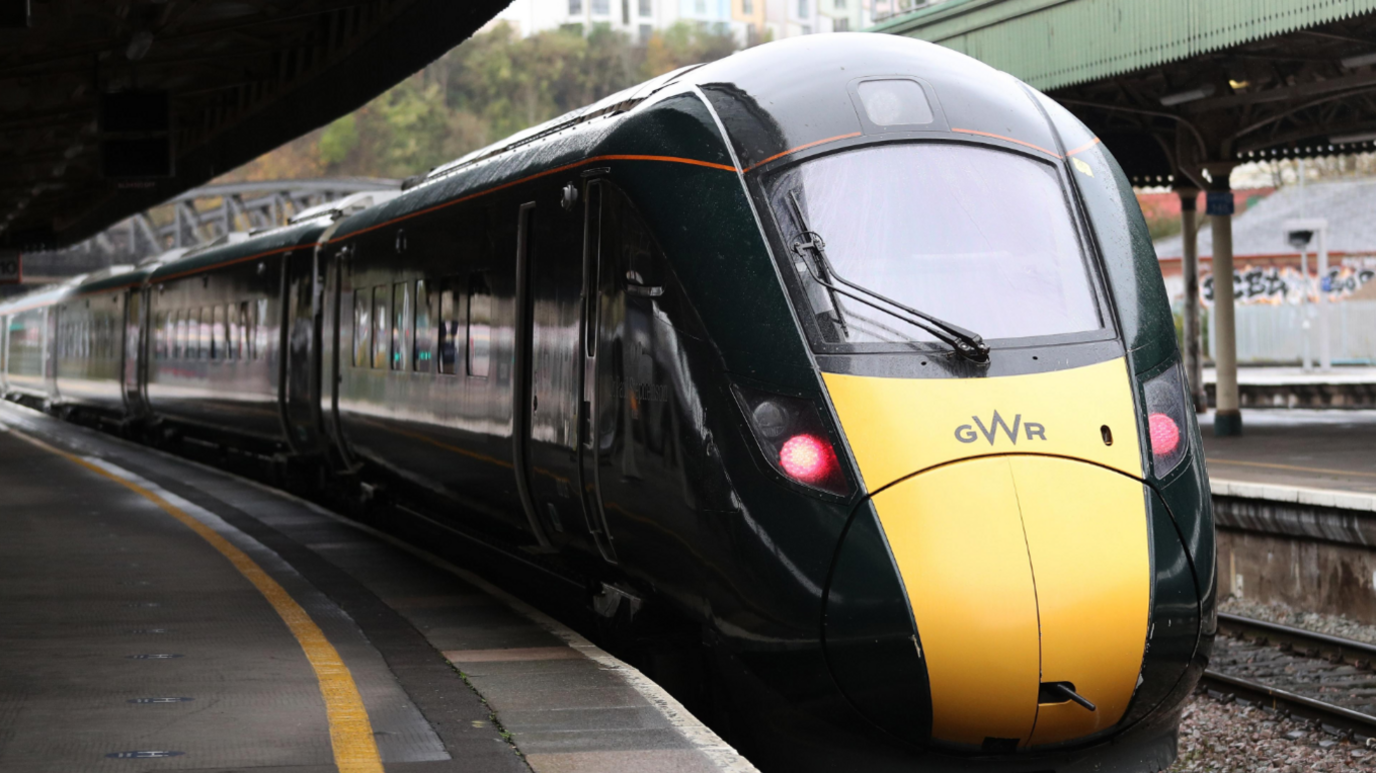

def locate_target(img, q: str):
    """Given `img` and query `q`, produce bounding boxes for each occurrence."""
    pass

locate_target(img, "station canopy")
[0,0,509,250]
[873,0,1376,187]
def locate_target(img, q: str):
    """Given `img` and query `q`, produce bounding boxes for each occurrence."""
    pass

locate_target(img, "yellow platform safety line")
[9,427,385,773]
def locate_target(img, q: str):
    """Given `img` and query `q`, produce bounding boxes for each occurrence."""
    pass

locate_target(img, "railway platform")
[1203,407,1376,624]
[1202,407,1376,495]
[1201,365,1376,409]
[0,402,751,773]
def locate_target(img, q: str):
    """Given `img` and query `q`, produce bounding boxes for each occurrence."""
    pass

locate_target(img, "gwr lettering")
[954,411,1046,445]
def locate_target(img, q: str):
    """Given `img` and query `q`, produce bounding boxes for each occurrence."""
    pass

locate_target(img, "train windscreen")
[767,143,1102,349]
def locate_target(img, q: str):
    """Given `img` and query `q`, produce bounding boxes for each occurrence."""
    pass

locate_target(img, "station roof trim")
[872,0,1376,91]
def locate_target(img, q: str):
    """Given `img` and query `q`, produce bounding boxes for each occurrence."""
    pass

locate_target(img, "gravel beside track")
[1164,597,1376,771]
[1170,695,1373,772]
[1222,598,1376,647]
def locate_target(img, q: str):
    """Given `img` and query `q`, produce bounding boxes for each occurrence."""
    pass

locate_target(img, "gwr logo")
[955,411,1047,445]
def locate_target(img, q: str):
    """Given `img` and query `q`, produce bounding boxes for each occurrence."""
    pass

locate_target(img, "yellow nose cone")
[824,358,1151,748]
[869,455,1149,747]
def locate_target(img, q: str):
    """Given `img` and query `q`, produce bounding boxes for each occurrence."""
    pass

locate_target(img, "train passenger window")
[211,305,223,360]
[467,274,492,378]
[185,309,197,359]
[372,286,389,369]
[199,307,211,359]
[413,280,433,372]
[185,309,195,359]
[391,282,411,371]
[254,299,269,360]
[437,281,459,375]
[173,310,184,359]
[223,304,235,360]
[154,312,168,360]
[352,289,369,367]
[237,303,249,360]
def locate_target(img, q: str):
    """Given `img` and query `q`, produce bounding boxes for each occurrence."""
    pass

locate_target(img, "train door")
[44,306,58,402]
[1,313,8,395]
[282,248,321,455]
[324,244,353,469]
[581,182,688,569]
[577,180,619,563]
[512,201,559,550]
[122,288,145,413]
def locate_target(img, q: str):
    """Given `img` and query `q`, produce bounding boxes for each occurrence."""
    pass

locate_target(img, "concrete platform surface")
[1202,366,1376,386]
[0,402,755,773]
[1202,408,1376,495]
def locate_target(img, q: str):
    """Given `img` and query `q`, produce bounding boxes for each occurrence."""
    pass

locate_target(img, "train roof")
[327,34,1081,246]
[149,217,332,285]
[70,265,141,297]
[680,33,1071,173]
[0,276,83,316]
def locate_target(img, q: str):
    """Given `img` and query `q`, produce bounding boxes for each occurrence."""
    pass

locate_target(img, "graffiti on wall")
[1201,261,1376,305]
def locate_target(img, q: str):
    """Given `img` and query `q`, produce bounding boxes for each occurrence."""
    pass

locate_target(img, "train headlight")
[733,384,850,496]
[1143,364,1189,477]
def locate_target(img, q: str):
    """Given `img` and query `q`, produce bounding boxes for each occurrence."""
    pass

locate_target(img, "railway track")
[1204,612,1376,742]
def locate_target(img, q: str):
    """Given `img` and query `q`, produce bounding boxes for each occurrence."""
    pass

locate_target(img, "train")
[0,33,1214,773]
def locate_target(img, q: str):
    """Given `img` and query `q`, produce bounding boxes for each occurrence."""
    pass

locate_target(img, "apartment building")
[492,0,868,44]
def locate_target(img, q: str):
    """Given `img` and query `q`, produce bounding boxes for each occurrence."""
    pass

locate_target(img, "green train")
[1,33,1214,772]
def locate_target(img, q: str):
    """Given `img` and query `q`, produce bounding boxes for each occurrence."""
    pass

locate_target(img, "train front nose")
[826,456,1151,749]
[821,361,1160,749]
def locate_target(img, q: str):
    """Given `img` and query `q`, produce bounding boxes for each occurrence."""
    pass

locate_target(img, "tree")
[219,21,743,183]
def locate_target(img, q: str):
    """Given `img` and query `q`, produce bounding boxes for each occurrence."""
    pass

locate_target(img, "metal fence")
[1206,301,1376,365]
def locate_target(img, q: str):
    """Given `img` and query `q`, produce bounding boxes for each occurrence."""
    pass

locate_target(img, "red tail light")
[779,434,838,484]
[1148,412,1180,456]
[1143,364,1189,477]
[732,384,851,497]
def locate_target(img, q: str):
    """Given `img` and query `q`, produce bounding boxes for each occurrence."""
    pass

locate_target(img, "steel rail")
[1218,612,1376,663]
[1201,612,1376,740]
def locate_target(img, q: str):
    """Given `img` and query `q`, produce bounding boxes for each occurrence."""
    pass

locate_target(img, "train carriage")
[1,34,1213,773]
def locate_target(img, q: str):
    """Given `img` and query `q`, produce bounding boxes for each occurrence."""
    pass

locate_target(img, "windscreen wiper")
[787,190,991,362]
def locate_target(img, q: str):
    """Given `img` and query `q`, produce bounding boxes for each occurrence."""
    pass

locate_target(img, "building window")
[569,0,582,14]
[835,17,848,30]
[467,274,492,378]
[639,23,653,43]
[797,0,808,16]
[801,23,811,33]
[834,0,845,8]
[742,0,753,12]
[591,0,609,14]
[694,0,705,13]
[640,0,652,15]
